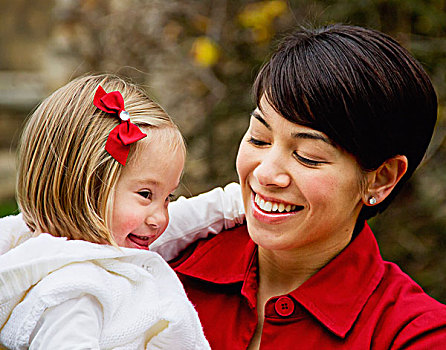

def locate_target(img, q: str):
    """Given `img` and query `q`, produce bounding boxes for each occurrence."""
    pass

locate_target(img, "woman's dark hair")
[253,24,437,221]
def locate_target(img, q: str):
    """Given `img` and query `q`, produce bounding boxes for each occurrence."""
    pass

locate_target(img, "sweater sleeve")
[29,294,102,350]
[151,182,244,261]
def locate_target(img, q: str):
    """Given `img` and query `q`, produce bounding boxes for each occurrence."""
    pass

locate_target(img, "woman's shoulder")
[367,260,446,346]
[379,260,446,312]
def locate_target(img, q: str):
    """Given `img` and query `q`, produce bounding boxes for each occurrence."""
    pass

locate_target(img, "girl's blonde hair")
[16,74,185,245]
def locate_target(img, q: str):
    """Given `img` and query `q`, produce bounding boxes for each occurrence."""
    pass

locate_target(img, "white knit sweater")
[0,183,244,349]
[0,234,210,349]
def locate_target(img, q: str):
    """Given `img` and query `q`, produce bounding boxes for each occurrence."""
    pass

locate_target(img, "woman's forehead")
[254,97,333,145]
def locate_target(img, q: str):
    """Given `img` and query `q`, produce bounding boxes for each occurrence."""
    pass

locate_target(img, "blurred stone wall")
[0,1,51,201]
[0,0,83,202]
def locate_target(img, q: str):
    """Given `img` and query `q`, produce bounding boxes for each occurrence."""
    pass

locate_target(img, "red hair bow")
[93,85,147,165]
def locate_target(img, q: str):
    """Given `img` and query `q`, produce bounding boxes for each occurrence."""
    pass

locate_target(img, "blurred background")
[0,0,445,301]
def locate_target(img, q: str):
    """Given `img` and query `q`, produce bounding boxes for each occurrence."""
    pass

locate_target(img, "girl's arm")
[29,295,102,350]
[150,182,244,261]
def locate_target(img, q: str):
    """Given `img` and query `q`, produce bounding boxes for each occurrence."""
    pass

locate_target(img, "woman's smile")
[251,191,303,224]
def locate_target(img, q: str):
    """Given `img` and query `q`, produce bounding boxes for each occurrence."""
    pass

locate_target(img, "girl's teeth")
[255,194,297,213]
[134,235,149,240]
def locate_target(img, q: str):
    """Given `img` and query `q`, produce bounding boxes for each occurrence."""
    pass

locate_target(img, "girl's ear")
[363,155,408,206]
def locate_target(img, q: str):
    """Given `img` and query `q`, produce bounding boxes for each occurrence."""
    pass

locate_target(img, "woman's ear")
[363,155,408,206]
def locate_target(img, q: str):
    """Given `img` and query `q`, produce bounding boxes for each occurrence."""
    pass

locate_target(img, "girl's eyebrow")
[134,178,181,192]
[134,178,158,186]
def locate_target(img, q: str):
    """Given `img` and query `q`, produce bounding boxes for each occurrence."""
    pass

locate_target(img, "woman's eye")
[248,137,269,146]
[138,190,152,199]
[294,152,325,166]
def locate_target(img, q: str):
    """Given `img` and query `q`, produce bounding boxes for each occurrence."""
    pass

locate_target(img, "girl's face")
[110,131,185,250]
[236,95,365,254]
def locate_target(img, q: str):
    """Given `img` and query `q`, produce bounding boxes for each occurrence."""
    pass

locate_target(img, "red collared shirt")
[171,223,446,349]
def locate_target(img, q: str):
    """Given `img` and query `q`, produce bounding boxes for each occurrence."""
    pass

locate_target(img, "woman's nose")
[253,149,291,188]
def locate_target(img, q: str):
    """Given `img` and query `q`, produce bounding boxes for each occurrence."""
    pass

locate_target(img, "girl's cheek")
[116,211,143,232]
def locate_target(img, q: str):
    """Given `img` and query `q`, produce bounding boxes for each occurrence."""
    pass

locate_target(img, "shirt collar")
[173,223,385,338]
[290,223,385,337]
[173,225,256,284]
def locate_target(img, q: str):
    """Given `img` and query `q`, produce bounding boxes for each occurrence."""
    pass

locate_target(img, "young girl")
[0,74,243,349]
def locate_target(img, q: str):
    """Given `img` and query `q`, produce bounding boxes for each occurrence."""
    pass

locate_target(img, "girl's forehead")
[119,134,184,185]
[125,128,185,168]
[139,127,185,150]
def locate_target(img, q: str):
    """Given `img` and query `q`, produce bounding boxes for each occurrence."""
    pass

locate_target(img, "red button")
[274,296,294,317]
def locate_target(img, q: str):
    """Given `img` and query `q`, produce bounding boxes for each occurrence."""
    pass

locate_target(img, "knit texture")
[0,214,34,255]
[0,234,210,349]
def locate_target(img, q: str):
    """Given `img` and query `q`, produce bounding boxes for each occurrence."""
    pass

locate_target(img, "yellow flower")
[238,0,287,42]
[263,0,287,18]
[191,36,220,67]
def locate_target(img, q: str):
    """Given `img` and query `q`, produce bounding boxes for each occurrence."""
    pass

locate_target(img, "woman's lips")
[250,192,303,224]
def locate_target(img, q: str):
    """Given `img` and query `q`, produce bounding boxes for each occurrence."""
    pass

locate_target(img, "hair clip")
[93,86,147,165]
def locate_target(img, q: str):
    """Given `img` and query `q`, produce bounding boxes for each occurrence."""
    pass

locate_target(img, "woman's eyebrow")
[251,110,333,146]
[251,111,271,130]
[291,131,333,145]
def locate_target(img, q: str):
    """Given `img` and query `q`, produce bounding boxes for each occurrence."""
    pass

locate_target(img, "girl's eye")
[294,152,326,166]
[248,137,269,146]
[138,190,152,199]
[164,194,176,207]
[166,194,176,203]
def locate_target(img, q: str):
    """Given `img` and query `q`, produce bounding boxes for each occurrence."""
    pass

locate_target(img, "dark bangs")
[253,25,437,174]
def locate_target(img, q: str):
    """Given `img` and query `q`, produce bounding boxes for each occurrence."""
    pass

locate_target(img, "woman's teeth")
[255,194,296,213]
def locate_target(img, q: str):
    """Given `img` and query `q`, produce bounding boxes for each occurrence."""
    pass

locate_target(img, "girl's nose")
[145,208,168,233]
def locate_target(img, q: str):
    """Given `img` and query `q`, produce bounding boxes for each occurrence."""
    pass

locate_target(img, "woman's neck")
[257,232,353,295]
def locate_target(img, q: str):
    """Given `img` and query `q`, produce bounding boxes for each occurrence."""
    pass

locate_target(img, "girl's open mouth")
[127,233,153,250]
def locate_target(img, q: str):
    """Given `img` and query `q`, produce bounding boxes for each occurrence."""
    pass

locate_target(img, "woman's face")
[236,96,365,253]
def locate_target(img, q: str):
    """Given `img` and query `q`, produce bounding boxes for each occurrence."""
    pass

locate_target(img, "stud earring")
[368,197,377,205]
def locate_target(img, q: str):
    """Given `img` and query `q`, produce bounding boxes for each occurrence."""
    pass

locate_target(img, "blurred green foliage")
[0,199,18,218]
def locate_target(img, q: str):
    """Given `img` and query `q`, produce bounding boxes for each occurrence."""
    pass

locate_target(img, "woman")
[169,25,446,349]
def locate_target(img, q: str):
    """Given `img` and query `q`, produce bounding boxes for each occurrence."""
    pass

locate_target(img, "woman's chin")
[246,219,291,250]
